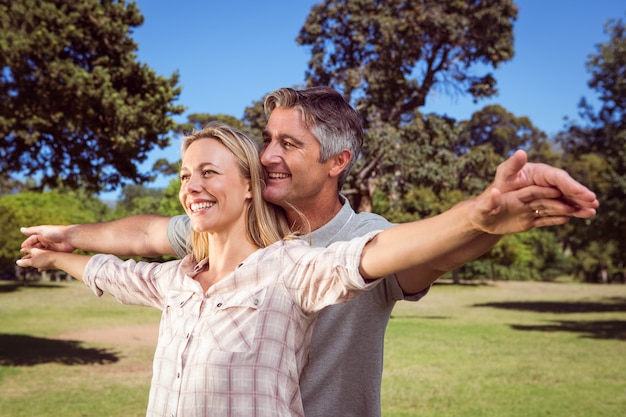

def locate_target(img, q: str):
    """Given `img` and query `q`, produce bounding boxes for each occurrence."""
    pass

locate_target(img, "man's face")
[260,107,336,212]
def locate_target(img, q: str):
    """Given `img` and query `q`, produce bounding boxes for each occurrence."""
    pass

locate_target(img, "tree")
[351,111,462,212]
[558,15,626,280]
[0,0,184,193]
[114,183,165,214]
[0,191,108,277]
[297,0,518,211]
[455,104,547,195]
[157,178,186,217]
[111,182,185,218]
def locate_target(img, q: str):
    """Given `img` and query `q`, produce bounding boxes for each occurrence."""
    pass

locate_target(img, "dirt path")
[58,324,159,347]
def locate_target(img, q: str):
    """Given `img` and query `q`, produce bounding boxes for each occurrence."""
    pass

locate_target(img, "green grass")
[1,280,625,416]
[0,281,159,417]
[383,281,626,417]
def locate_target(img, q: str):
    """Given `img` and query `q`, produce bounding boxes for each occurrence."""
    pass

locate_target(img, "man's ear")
[328,149,353,178]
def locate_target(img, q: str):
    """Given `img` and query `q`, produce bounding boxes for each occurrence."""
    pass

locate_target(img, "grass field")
[1,279,624,416]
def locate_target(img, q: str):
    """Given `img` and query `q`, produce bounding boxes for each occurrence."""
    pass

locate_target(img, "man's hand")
[20,225,76,253]
[469,150,599,235]
[492,150,599,216]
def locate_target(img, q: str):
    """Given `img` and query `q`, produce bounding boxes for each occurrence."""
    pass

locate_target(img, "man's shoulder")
[351,211,393,231]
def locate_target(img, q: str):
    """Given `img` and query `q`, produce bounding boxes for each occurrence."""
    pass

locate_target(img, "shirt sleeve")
[166,215,191,259]
[276,231,383,314]
[83,254,182,310]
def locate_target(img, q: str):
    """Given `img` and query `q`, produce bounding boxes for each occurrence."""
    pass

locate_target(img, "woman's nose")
[185,174,202,192]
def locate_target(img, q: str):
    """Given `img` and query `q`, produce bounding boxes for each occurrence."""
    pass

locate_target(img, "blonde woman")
[18,122,382,417]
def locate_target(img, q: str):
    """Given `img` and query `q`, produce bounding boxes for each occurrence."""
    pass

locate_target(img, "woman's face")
[179,138,252,235]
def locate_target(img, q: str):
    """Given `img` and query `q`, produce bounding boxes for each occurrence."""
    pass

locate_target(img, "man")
[21,87,598,417]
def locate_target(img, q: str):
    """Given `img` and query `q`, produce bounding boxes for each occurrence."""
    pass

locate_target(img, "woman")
[18,122,384,417]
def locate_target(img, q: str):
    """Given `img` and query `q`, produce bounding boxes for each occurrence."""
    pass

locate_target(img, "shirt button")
[253,299,259,306]
[217,302,222,307]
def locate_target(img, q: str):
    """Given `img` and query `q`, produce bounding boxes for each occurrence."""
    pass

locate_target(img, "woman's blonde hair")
[180,121,292,262]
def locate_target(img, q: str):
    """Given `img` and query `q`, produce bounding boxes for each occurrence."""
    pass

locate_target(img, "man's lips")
[267,172,291,180]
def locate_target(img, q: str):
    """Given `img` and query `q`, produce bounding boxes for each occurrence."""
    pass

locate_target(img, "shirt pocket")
[160,290,196,347]
[203,288,267,353]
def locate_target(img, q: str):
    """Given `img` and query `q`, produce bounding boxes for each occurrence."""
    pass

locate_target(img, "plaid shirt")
[83,231,381,417]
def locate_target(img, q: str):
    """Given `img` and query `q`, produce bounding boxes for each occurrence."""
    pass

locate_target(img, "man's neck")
[286,194,343,233]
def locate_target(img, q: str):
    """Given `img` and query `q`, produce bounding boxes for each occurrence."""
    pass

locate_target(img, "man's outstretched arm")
[20,214,177,257]
[389,150,598,294]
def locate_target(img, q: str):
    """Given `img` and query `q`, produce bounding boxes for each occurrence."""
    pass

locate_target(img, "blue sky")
[102,0,625,198]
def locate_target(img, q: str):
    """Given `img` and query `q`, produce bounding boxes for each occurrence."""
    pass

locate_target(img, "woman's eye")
[180,174,190,181]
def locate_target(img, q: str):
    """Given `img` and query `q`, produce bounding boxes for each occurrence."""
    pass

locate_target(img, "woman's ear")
[245,180,253,200]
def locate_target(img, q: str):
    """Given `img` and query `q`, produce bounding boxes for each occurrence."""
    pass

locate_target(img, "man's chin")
[262,189,287,206]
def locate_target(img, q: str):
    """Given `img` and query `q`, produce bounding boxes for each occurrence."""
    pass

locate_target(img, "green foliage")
[455,229,572,282]
[112,181,185,219]
[298,0,517,119]
[557,15,626,279]
[457,104,546,156]
[0,191,106,274]
[0,0,184,193]
[242,98,272,142]
[157,178,186,217]
[454,105,547,195]
[572,240,623,283]
[373,187,466,223]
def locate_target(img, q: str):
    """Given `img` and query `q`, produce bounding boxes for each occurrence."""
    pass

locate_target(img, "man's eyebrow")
[262,130,306,147]
[283,134,305,147]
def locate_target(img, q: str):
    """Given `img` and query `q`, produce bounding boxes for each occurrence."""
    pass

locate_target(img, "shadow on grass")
[434,280,490,287]
[510,320,626,341]
[473,297,626,313]
[0,334,120,366]
[0,282,67,293]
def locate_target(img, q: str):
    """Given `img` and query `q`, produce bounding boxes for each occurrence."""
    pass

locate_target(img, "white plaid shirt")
[83,231,381,417]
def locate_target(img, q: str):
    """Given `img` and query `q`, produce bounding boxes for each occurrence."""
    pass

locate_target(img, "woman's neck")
[195,231,259,292]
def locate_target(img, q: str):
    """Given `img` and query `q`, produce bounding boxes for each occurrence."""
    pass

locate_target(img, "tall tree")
[559,15,626,279]
[297,0,518,211]
[0,0,184,193]
[455,104,547,195]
